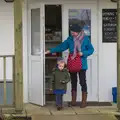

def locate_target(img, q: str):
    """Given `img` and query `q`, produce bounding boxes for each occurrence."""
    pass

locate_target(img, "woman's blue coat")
[50,36,94,70]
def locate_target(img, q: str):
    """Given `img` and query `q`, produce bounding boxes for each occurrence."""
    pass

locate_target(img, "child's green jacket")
[49,68,71,91]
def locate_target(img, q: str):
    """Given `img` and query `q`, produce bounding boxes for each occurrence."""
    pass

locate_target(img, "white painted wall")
[0,0,14,55]
[0,0,14,81]
[0,0,28,103]
[98,0,117,102]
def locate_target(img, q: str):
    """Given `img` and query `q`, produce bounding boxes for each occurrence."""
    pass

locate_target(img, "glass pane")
[69,9,91,40]
[31,8,40,55]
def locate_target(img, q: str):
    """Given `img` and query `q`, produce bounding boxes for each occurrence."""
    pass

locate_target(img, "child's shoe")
[57,106,61,111]
[57,105,63,111]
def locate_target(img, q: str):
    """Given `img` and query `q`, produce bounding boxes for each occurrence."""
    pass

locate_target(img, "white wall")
[0,0,28,103]
[0,0,14,55]
[0,0,14,82]
[98,0,117,102]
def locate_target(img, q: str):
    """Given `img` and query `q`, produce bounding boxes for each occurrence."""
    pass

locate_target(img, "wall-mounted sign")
[102,9,117,42]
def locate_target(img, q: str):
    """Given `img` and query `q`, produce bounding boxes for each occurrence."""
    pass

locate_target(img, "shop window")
[69,9,91,40]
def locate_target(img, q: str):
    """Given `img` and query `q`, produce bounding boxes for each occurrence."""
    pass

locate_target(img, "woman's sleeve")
[82,37,94,57]
[50,38,69,53]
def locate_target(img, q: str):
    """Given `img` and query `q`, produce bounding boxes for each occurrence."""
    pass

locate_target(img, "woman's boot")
[71,91,77,106]
[80,92,87,108]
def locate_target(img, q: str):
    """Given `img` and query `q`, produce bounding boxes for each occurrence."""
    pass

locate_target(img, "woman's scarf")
[72,31,84,59]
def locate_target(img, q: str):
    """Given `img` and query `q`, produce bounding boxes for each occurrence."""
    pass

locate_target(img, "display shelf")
[45,40,61,43]
[45,75,52,79]
[45,56,58,59]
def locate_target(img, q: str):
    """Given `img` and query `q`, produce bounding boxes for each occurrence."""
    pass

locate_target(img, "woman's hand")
[45,50,50,54]
[79,52,83,56]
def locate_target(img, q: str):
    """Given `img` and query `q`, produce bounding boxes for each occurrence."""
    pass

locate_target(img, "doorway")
[45,5,62,101]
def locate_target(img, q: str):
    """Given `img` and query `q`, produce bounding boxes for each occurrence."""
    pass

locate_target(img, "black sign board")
[102,9,117,42]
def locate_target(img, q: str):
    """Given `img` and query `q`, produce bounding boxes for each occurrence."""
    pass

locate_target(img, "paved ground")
[4,103,119,120]
[22,103,120,120]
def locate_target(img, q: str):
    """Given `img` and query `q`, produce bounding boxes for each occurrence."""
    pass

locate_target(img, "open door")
[28,4,45,106]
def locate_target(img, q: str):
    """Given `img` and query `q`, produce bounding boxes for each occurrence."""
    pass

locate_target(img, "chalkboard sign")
[102,9,117,42]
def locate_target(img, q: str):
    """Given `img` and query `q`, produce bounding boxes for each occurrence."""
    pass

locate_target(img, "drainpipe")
[14,0,23,112]
[117,0,120,112]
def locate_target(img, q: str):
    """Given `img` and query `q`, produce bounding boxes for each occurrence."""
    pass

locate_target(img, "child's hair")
[57,57,65,65]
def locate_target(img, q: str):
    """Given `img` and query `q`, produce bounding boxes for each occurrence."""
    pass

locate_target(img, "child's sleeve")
[65,69,71,83]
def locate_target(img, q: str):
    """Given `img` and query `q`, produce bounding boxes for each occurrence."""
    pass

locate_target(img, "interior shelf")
[45,75,52,79]
[45,40,61,43]
[45,56,58,59]
[45,4,62,101]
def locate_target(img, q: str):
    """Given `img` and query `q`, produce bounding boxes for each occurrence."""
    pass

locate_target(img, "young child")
[49,58,70,110]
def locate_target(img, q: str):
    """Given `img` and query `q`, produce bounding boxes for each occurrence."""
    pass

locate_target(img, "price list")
[102,9,117,42]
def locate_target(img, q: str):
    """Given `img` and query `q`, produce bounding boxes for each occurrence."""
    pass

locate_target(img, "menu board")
[102,9,117,42]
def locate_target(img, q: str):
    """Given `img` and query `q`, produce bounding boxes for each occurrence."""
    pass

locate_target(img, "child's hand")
[61,80,66,84]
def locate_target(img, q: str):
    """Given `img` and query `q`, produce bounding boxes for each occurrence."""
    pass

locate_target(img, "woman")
[45,24,94,108]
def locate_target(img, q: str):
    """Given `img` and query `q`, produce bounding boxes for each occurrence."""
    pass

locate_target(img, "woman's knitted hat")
[70,24,82,32]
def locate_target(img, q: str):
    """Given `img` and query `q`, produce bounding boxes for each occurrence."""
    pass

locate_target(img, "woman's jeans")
[70,70,87,92]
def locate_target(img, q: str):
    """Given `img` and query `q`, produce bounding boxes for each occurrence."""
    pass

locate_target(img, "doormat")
[12,117,31,120]
[67,102,112,106]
